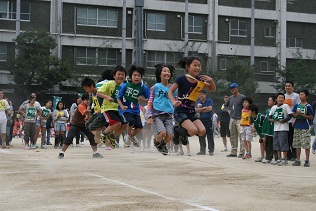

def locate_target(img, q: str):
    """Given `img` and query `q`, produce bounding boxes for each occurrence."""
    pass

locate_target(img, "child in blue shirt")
[168,57,216,145]
[117,65,150,147]
[292,89,314,167]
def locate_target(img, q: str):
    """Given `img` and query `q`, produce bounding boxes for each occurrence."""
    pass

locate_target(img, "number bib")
[296,104,306,120]
[273,107,284,121]
[111,84,121,103]
[26,107,37,121]
[123,83,142,103]
[42,108,51,118]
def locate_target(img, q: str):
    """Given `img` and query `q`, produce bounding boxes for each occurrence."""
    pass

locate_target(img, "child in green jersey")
[249,104,265,162]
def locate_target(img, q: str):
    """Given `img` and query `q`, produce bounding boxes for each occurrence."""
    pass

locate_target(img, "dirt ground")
[1,136,316,211]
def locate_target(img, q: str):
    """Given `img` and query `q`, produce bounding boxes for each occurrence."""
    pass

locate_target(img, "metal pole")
[15,0,21,58]
[134,0,144,66]
[122,0,126,67]
[184,0,189,57]
[250,0,255,66]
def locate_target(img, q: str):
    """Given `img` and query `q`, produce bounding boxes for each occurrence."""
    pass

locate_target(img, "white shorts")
[240,126,252,141]
[0,119,7,133]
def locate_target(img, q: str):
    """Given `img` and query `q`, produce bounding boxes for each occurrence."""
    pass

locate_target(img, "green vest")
[272,107,284,121]
[123,83,142,103]
[42,108,51,118]
[296,104,307,120]
[26,106,37,122]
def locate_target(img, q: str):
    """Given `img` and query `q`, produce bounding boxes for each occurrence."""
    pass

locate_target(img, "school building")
[1,0,316,106]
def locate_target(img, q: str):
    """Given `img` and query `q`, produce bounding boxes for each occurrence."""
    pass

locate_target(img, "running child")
[97,66,128,148]
[147,64,175,155]
[168,57,216,145]
[117,65,150,147]
[58,93,103,159]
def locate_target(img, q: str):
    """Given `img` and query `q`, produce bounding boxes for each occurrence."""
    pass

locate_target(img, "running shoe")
[58,153,64,159]
[130,136,139,147]
[123,134,131,147]
[41,145,47,149]
[92,153,104,158]
[24,145,30,150]
[106,132,116,149]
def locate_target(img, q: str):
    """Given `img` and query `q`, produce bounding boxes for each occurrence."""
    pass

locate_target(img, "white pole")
[184,0,189,57]
[15,0,21,58]
[250,0,255,66]
[122,0,126,67]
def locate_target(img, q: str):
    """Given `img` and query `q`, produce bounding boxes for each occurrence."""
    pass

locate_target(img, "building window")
[260,61,275,73]
[146,51,179,69]
[77,7,118,28]
[230,19,247,37]
[147,13,166,31]
[189,15,202,34]
[264,27,275,38]
[98,49,117,66]
[289,38,303,48]
[220,59,226,70]
[0,1,30,21]
[0,43,7,61]
[76,48,96,65]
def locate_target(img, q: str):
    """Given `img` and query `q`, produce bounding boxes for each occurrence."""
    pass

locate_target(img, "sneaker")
[92,153,104,158]
[100,134,108,144]
[47,142,52,145]
[262,158,271,164]
[290,157,296,162]
[312,149,315,154]
[221,148,228,152]
[76,144,81,147]
[177,151,184,156]
[187,151,192,156]
[58,153,64,159]
[24,145,30,150]
[304,160,310,167]
[292,159,301,166]
[209,152,214,156]
[54,145,58,149]
[197,151,206,155]
[80,142,84,145]
[130,136,139,147]
[41,145,47,149]
[255,157,263,162]
[107,132,116,149]
[123,134,131,147]
[154,140,168,155]
[270,158,278,165]
[30,144,37,149]
[160,144,168,156]
[226,154,237,157]
[278,159,288,166]
[238,154,245,158]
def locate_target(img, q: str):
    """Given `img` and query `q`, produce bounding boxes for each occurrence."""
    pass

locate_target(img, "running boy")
[117,65,150,147]
[292,90,314,167]
[240,97,253,159]
[249,104,266,162]
[147,64,175,155]
[58,93,103,159]
[97,66,128,148]
[168,57,216,145]
[269,93,293,166]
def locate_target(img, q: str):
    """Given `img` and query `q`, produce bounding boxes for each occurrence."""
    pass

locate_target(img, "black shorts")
[103,110,126,126]
[220,121,230,137]
[121,112,142,129]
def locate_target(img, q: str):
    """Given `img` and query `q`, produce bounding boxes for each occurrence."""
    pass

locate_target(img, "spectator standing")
[195,90,214,155]
[0,90,12,148]
[218,95,230,152]
[225,83,246,158]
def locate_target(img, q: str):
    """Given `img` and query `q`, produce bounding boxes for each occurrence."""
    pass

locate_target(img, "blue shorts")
[121,112,142,129]
[55,123,66,132]
[174,112,198,126]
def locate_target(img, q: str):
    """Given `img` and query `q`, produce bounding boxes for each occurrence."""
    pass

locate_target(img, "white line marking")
[88,173,219,211]
[0,149,13,154]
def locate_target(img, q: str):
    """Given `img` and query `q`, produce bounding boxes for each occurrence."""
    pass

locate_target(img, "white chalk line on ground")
[87,173,219,211]
[178,156,316,179]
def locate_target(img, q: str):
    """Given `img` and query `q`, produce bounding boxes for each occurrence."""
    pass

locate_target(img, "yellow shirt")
[98,80,121,112]
[240,108,251,126]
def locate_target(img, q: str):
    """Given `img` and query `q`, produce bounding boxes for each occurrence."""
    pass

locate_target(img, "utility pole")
[15,0,21,58]
[250,0,255,66]
[134,0,144,66]
[122,0,126,67]
[184,0,189,57]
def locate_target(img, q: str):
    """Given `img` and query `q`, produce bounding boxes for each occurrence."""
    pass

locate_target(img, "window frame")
[76,47,117,66]
[264,27,276,38]
[188,15,203,34]
[77,7,118,28]
[0,43,7,61]
[230,19,247,37]
[289,38,303,48]
[0,1,31,21]
[146,12,166,31]
[220,59,227,70]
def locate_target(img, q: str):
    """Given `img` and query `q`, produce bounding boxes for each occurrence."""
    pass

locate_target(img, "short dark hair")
[81,93,89,101]
[276,92,285,98]
[56,101,65,110]
[113,66,127,77]
[248,104,258,114]
[299,89,309,97]
[243,97,253,105]
[81,77,96,88]
[101,69,113,80]
[128,65,145,79]
[285,80,294,87]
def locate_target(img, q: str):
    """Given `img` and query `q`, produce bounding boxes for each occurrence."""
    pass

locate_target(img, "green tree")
[9,31,73,95]
[273,52,316,92]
